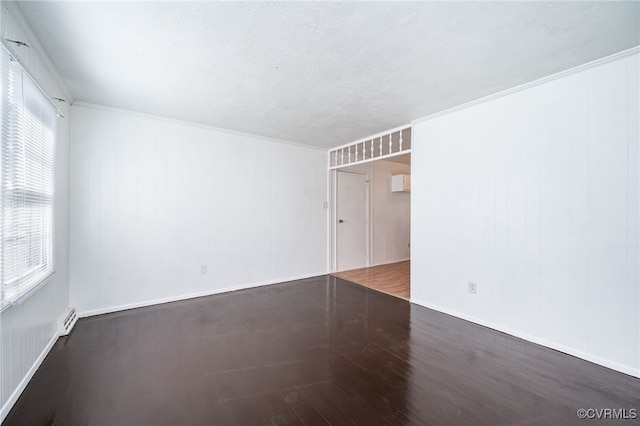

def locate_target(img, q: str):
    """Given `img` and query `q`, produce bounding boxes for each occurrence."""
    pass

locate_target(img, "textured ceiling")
[15,1,640,148]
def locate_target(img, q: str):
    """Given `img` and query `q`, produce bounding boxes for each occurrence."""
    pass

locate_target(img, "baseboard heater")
[58,307,78,336]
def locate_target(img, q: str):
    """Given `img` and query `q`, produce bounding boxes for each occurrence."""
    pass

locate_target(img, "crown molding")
[72,101,328,152]
[412,46,640,125]
[3,1,74,103]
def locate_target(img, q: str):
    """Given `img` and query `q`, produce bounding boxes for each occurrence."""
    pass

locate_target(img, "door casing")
[329,168,371,273]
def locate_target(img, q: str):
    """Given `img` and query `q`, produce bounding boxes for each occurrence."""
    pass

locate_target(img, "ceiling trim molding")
[72,101,328,152]
[412,45,640,125]
[4,1,74,103]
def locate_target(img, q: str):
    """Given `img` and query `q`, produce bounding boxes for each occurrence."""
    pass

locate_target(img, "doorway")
[330,154,411,300]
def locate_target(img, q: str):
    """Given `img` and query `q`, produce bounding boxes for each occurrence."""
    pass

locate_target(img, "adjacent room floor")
[5,275,638,425]
[332,260,410,300]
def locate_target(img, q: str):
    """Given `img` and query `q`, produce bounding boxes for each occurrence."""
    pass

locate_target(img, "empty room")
[1,1,639,425]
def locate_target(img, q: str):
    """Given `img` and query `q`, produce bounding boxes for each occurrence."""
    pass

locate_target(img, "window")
[1,46,57,308]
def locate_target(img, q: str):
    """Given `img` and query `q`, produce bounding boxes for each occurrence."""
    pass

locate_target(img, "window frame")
[0,43,59,311]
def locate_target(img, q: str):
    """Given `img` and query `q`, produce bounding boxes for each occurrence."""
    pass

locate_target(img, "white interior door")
[336,171,368,271]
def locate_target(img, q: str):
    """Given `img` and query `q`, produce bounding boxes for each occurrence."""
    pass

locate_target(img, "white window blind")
[1,46,56,307]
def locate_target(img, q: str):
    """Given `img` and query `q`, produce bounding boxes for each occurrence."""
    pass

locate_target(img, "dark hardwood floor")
[4,275,639,425]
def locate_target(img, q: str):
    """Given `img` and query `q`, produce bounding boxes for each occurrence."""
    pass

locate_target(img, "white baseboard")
[331,258,410,273]
[370,258,410,267]
[78,272,327,318]
[0,331,59,423]
[410,297,640,379]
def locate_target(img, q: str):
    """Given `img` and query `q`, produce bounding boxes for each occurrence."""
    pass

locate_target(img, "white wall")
[69,104,328,315]
[412,51,639,377]
[0,2,72,421]
[371,160,411,265]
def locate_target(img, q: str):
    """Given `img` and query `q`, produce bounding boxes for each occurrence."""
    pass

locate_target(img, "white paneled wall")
[70,104,328,315]
[0,3,71,422]
[412,52,640,377]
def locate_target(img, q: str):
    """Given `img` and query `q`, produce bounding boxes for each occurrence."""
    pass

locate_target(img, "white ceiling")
[15,1,640,149]
[383,153,411,167]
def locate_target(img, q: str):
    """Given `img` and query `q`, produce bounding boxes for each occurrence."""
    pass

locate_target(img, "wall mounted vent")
[58,307,78,336]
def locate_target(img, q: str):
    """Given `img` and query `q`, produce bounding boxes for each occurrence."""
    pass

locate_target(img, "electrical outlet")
[200,265,207,274]
[468,281,477,294]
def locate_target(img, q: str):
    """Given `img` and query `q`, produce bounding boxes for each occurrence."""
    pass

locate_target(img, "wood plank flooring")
[332,261,410,300]
[4,275,639,425]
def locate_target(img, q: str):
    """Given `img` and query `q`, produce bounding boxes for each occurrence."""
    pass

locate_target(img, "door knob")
[338,219,344,223]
